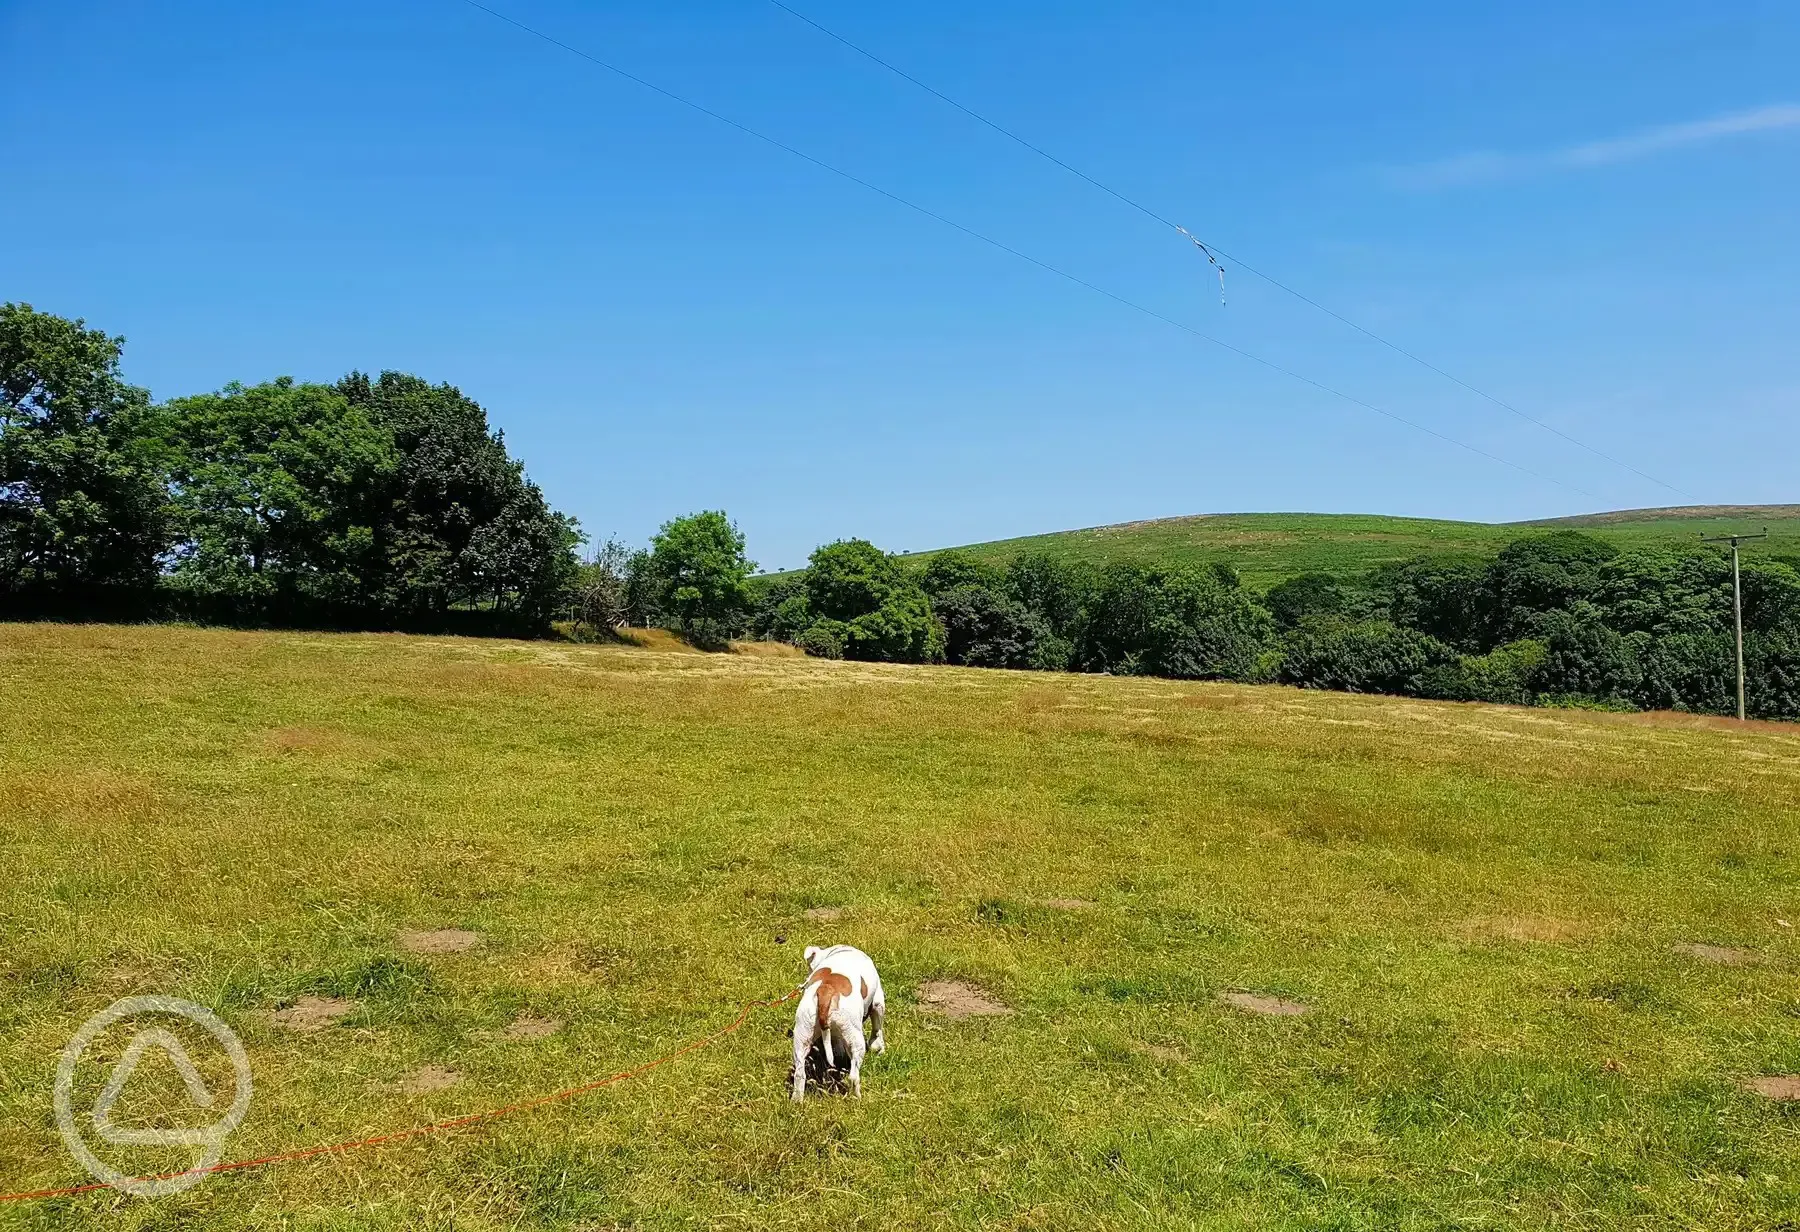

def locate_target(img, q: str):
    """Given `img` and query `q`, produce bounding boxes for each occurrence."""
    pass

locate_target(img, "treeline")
[617,513,1800,721]
[1,304,578,633]
[9,303,1799,720]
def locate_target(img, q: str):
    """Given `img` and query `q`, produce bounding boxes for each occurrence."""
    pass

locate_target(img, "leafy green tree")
[1078,564,1273,680]
[1601,553,1800,713]
[805,538,907,622]
[918,549,1001,597]
[1377,556,1493,650]
[1741,560,1800,635]
[1074,564,1155,674]
[1488,531,1618,640]
[1004,551,1097,643]
[156,378,394,614]
[1532,607,1645,705]
[338,372,579,624]
[648,510,753,647]
[1264,572,1349,630]
[1748,632,1800,720]
[1145,568,1273,680]
[1277,618,1457,695]
[154,370,578,628]
[845,587,945,664]
[748,574,813,642]
[796,618,850,660]
[0,304,170,599]
[1420,638,1548,706]
[462,480,581,622]
[934,583,1050,669]
[1594,551,1730,637]
[613,547,660,628]
[797,538,947,663]
[1633,632,1733,713]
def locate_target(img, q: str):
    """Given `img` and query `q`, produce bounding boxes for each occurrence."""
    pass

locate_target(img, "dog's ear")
[803,945,821,966]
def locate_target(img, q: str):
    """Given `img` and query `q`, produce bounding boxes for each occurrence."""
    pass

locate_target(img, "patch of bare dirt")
[399,929,481,955]
[398,1065,461,1093]
[1220,991,1308,1017]
[502,1014,563,1041]
[916,980,1010,1019]
[1673,942,1759,966]
[1745,1075,1800,1100]
[271,996,355,1032]
[1142,1042,1186,1063]
[802,906,845,922]
[1044,898,1096,911]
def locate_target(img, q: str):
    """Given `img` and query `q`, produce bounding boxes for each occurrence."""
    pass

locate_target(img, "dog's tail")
[811,968,850,1070]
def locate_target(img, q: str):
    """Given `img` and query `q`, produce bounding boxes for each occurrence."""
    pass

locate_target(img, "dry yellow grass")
[1,622,1798,1229]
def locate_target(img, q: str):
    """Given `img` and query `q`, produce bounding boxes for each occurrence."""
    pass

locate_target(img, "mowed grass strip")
[1,622,1798,1230]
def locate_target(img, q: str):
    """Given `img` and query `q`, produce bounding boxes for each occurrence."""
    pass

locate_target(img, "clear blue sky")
[4,0,1796,570]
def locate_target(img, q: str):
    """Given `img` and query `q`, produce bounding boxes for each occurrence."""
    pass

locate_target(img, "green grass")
[3,622,1800,1229]
[908,505,1800,585]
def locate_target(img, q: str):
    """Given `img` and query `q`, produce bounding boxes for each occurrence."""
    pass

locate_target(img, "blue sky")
[4,0,1795,570]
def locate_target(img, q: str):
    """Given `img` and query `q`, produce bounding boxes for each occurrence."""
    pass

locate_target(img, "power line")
[458,0,1594,498]
[764,0,1689,501]
[767,0,1185,233]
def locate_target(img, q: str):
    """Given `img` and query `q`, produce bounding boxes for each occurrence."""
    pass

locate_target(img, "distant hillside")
[908,506,1800,587]
[1522,504,1800,529]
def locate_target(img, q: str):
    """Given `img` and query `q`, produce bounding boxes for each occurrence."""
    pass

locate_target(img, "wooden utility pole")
[1701,529,1768,720]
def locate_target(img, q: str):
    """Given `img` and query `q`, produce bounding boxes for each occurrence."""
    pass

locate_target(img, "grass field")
[3,622,1800,1230]
[910,505,1800,585]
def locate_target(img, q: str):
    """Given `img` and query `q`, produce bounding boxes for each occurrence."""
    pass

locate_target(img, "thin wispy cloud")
[1395,103,1800,189]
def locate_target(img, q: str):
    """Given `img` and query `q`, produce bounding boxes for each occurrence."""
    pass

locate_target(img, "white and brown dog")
[791,944,886,1101]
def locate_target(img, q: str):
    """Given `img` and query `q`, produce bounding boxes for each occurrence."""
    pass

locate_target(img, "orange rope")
[0,987,801,1203]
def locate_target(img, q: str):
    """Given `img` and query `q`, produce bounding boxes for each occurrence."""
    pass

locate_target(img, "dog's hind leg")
[790,1026,810,1102]
[867,989,887,1055]
[843,1024,868,1098]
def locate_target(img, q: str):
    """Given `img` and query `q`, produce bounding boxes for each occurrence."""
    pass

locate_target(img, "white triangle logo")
[91,1028,225,1148]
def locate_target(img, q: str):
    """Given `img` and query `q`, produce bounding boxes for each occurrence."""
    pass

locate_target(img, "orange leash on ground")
[0,987,802,1203]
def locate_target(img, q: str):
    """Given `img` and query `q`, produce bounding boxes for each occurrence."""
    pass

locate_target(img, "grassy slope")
[3,624,1800,1230]
[917,506,1800,585]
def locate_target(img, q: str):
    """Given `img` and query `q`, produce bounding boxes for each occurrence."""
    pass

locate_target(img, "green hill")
[910,505,1800,586]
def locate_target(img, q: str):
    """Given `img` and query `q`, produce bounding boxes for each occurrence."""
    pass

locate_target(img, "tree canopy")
[799,539,943,663]
[0,306,580,630]
[647,511,753,647]
[157,378,392,614]
[0,304,169,599]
